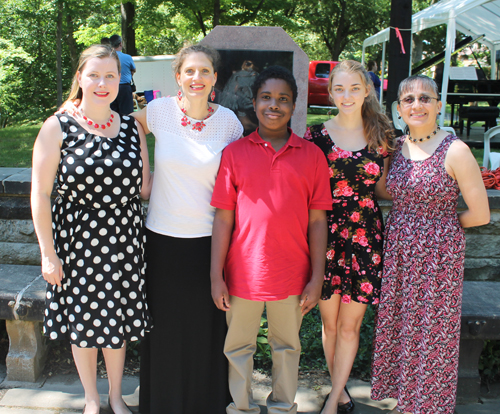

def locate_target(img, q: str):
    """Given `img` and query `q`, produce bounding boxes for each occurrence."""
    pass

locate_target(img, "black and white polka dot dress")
[43,113,152,349]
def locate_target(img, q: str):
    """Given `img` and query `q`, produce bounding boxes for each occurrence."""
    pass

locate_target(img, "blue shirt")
[117,51,135,84]
[368,71,381,99]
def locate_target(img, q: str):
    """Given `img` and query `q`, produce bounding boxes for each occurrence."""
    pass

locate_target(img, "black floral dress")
[304,124,388,304]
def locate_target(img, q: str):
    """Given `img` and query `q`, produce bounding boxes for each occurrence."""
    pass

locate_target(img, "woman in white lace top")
[132,44,243,414]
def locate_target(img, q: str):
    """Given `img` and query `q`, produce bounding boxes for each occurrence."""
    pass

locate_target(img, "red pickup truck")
[308,61,339,106]
[308,60,388,106]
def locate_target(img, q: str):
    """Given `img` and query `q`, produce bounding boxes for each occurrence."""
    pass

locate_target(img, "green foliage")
[254,315,272,369]
[299,307,326,370]
[126,338,141,357]
[253,304,375,380]
[351,305,375,380]
[479,340,500,383]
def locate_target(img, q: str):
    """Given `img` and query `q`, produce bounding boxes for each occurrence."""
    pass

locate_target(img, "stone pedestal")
[456,338,484,404]
[6,320,48,382]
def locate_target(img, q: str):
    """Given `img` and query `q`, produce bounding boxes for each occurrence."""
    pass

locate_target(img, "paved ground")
[0,364,499,413]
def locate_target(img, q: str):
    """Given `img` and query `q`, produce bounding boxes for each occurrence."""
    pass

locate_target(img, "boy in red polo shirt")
[210,66,332,414]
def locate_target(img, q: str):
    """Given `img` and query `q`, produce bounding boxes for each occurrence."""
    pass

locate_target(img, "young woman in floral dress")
[304,60,393,414]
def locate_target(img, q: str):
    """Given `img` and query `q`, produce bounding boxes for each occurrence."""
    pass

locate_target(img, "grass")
[0,114,497,168]
[306,106,337,127]
[0,123,156,169]
[0,124,41,168]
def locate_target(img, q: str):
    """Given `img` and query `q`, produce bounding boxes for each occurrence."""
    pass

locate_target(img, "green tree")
[293,0,391,61]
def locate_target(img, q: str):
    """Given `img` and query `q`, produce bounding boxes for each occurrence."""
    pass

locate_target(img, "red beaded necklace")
[181,103,214,132]
[72,108,114,130]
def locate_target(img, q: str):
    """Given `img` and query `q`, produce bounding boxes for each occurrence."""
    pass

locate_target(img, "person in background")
[211,65,332,414]
[109,34,135,114]
[31,44,152,414]
[371,75,490,414]
[100,37,111,45]
[132,44,244,414]
[304,60,393,414]
[366,61,381,101]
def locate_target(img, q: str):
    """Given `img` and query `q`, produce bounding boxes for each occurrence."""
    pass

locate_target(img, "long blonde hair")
[328,60,394,153]
[62,45,121,108]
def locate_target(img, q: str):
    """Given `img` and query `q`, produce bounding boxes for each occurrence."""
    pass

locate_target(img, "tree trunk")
[56,0,63,107]
[213,0,220,28]
[64,4,79,72]
[386,0,412,121]
[121,2,137,56]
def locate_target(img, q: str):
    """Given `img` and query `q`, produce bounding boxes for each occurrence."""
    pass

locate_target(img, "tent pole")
[380,41,386,106]
[362,45,366,65]
[409,32,413,76]
[491,45,497,80]
[439,16,455,128]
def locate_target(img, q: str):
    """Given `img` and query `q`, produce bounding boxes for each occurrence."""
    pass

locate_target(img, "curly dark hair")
[251,66,298,104]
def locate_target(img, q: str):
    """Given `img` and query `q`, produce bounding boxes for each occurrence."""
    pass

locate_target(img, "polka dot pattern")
[43,113,152,349]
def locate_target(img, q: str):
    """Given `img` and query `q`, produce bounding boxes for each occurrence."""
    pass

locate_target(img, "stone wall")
[1,168,499,281]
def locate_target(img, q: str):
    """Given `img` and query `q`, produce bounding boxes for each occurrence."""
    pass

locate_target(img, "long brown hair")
[62,44,121,108]
[328,60,394,153]
[172,43,220,75]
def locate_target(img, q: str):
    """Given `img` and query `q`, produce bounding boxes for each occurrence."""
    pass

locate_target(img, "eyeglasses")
[399,95,439,107]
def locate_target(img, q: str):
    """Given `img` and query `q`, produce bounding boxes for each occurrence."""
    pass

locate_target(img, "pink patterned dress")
[371,134,466,414]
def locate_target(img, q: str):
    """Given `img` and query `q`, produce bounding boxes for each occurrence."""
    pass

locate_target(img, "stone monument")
[201,26,309,137]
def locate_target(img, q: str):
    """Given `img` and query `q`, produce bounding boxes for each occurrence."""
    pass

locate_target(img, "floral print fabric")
[304,124,387,304]
[370,134,465,414]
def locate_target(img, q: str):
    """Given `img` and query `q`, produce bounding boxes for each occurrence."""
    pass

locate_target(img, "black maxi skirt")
[139,229,230,414]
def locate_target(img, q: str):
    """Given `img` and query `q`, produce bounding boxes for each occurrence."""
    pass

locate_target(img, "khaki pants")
[225,295,303,414]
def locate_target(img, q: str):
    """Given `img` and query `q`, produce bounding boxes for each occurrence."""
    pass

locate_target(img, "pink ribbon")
[395,27,406,54]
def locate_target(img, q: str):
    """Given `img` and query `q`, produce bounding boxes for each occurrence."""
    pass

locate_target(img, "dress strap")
[434,133,458,158]
[396,135,406,151]
[54,112,79,132]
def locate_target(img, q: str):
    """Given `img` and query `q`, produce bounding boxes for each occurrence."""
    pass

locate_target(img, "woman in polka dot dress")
[31,45,153,414]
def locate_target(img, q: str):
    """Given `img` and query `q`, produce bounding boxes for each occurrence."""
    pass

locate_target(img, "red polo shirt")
[211,129,332,301]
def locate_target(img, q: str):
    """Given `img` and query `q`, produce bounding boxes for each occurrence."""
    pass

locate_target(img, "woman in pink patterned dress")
[370,75,490,414]
[304,60,394,414]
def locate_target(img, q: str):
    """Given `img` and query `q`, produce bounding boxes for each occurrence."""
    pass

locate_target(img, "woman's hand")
[42,251,64,286]
[55,99,80,115]
[131,106,151,135]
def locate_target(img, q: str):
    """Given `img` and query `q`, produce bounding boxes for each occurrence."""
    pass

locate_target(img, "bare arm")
[446,140,490,228]
[131,106,150,135]
[210,208,235,311]
[136,121,153,199]
[374,157,392,201]
[300,209,327,316]
[31,116,63,286]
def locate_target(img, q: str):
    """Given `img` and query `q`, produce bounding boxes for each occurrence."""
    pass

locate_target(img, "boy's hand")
[299,279,322,316]
[211,278,231,311]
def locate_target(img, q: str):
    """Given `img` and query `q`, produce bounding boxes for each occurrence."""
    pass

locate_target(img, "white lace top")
[146,96,243,237]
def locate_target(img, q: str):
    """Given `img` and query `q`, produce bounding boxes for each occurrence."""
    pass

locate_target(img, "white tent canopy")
[362,0,500,125]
